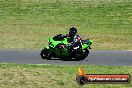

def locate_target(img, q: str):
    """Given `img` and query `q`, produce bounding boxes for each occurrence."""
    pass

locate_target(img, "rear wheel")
[74,49,89,61]
[81,49,89,60]
[74,52,82,61]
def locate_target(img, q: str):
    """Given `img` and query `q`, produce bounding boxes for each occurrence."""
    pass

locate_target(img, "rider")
[64,27,82,49]
[64,27,92,49]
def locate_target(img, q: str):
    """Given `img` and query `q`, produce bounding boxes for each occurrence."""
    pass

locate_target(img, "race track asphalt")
[0,49,132,66]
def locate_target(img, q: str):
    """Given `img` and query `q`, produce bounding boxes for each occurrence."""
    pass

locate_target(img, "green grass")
[0,1,131,88]
[0,0,132,49]
[0,63,131,88]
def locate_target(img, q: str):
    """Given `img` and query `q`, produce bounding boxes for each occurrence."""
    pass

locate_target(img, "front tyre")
[40,48,49,59]
[47,53,53,60]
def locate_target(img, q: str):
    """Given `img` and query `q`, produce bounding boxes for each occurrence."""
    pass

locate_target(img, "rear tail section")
[82,39,93,49]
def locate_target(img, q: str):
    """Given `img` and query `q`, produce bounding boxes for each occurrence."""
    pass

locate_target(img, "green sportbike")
[40,34,93,61]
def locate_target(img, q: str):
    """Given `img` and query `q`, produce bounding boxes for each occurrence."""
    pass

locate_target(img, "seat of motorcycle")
[82,40,89,44]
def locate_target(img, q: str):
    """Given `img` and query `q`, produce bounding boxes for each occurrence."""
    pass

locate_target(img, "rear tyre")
[75,53,81,61]
[40,48,49,59]
[83,49,89,56]
[81,49,89,60]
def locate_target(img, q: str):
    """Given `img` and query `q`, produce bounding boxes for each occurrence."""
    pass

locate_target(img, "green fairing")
[49,38,69,48]
[44,35,93,58]
[48,37,69,58]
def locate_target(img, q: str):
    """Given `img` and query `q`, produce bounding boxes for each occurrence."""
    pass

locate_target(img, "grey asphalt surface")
[0,49,132,66]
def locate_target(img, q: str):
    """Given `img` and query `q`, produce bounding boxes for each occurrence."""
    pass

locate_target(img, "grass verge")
[0,0,132,49]
[0,63,131,88]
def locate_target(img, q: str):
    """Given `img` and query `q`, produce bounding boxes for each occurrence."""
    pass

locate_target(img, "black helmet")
[69,27,77,36]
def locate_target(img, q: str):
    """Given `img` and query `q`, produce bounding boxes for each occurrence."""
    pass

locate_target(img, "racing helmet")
[69,27,77,36]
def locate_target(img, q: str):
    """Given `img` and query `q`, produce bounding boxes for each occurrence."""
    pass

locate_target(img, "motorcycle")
[40,34,93,61]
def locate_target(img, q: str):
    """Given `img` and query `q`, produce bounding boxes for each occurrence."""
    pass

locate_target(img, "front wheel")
[40,48,49,59]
